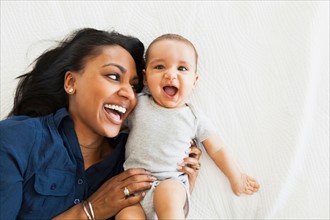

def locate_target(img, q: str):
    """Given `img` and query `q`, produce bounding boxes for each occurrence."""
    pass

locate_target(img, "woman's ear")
[64,71,76,94]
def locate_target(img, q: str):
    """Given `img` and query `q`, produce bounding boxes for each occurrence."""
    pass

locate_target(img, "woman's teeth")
[104,104,127,114]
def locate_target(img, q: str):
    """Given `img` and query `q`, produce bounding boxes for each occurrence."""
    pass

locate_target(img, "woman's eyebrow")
[103,63,139,81]
[102,63,127,73]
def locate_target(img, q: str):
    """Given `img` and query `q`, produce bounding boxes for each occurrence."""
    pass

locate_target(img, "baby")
[117,34,260,219]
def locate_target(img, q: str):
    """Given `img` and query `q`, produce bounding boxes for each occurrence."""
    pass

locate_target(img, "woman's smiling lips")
[104,103,127,125]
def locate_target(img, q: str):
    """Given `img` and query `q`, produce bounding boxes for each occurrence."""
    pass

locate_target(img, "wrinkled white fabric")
[1,1,328,219]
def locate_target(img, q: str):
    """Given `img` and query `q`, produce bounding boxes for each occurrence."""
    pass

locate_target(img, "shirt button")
[77,179,84,185]
[50,183,57,190]
[74,199,80,204]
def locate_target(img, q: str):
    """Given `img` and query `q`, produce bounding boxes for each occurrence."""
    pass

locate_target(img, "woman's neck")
[72,117,113,169]
[79,135,104,149]
[80,138,113,170]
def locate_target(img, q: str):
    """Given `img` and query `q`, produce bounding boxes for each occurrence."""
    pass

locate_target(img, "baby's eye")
[107,73,120,81]
[154,65,164,70]
[178,66,188,71]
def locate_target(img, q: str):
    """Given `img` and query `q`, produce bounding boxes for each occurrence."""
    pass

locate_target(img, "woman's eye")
[107,73,120,81]
[178,66,188,71]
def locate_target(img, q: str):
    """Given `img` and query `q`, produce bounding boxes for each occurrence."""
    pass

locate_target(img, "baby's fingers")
[247,177,260,192]
[243,187,255,195]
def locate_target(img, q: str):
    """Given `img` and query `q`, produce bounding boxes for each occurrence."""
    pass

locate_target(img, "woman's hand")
[177,140,202,193]
[89,168,155,219]
[53,168,155,219]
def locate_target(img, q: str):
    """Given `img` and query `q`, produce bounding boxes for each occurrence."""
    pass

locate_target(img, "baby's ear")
[143,69,148,86]
[194,73,199,85]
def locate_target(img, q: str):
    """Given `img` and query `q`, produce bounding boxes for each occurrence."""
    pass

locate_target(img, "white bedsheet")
[1,1,329,219]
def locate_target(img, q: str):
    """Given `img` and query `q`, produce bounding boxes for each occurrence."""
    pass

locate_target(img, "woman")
[0,28,201,219]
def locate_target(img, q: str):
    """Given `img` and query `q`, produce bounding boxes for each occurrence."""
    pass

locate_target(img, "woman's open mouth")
[104,104,127,124]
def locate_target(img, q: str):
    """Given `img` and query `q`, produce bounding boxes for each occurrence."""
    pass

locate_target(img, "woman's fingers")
[88,169,155,218]
[179,157,201,171]
[121,181,153,198]
[118,168,156,198]
[100,168,154,195]
[121,191,146,207]
[116,168,151,182]
[178,157,200,194]
[188,141,202,160]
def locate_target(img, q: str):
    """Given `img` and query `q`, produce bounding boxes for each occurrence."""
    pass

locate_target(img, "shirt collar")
[53,107,71,128]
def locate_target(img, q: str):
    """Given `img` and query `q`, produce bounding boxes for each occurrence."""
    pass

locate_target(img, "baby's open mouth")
[163,86,178,96]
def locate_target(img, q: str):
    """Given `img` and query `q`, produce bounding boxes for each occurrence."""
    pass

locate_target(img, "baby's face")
[144,39,198,108]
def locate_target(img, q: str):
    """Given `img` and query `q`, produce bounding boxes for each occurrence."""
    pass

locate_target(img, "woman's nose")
[118,83,136,100]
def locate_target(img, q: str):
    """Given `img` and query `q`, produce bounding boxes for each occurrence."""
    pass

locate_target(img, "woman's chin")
[104,126,121,138]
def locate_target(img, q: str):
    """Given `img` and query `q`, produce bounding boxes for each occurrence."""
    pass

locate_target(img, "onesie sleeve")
[194,110,218,143]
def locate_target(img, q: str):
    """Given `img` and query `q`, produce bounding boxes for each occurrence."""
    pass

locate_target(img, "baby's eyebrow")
[148,58,164,65]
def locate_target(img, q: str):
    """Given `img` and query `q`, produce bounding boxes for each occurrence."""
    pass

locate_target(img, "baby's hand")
[231,173,260,196]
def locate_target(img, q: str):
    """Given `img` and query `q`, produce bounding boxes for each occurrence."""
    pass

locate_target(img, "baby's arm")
[202,134,260,196]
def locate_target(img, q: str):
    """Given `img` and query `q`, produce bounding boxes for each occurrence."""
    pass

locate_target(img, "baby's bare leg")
[115,203,146,220]
[154,179,186,219]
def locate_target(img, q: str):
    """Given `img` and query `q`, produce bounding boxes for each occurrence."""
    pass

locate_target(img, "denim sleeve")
[0,143,24,219]
[0,120,36,219]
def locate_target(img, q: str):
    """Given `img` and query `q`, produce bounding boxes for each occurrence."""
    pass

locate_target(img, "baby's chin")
[156,99,185,109]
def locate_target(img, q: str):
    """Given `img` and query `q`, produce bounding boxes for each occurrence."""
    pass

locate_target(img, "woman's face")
[66,45,139,138]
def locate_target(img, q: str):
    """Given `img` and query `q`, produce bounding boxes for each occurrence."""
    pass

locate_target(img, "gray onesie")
[124,93,216,219]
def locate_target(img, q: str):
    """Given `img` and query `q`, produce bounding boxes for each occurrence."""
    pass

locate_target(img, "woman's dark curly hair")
[8,28,145,117]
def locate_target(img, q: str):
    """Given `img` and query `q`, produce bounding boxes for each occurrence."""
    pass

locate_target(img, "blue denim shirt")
[0,108,126,219]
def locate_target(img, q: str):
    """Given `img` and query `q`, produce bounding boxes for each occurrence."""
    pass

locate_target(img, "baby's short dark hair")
[145,33,198,67]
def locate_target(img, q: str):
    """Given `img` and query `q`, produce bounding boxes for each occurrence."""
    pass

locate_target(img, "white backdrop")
[1,1,329,219]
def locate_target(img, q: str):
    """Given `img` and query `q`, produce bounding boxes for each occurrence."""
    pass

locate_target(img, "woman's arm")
[0,143,24,219]
[53,168,154,219]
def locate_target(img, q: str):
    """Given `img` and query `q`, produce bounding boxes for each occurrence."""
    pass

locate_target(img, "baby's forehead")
[151,38,192,48]
[147,39,197,60]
